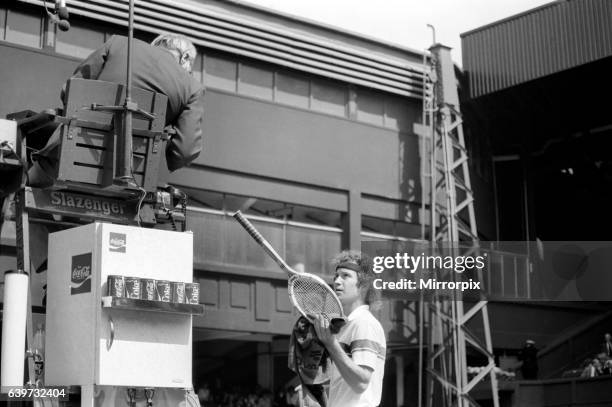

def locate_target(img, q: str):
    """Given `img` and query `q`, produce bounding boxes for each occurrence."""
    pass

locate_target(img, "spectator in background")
[581,358,603,378]
[518,339,539,379]
[196,382,212,406]
[256,390,273,407]
[602,333,612,358]
[604,359,612,375]
[285,386,300,407]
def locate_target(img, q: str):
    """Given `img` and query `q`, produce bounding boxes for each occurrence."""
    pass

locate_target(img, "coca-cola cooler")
[45,222,195,389]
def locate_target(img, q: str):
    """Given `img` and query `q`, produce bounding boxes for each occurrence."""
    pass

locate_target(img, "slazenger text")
[50,192,125,215]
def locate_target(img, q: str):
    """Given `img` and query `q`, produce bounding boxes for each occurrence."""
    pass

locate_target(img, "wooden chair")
[54,78,169,196]
[5,79,174,226]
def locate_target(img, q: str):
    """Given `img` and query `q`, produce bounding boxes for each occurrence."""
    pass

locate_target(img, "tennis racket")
[232,211,346,330]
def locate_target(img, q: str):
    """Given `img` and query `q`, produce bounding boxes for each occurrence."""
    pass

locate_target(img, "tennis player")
[313,250,386,407]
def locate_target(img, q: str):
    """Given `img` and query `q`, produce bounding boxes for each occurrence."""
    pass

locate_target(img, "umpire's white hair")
[151,33,196,59]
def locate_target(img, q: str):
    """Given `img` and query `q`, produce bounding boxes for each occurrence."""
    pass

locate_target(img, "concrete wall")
[0,43,78,118]
[0,43,423,210]
[190,89,420,201]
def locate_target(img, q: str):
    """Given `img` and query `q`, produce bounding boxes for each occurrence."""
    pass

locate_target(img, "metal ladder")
[414,44,499,407]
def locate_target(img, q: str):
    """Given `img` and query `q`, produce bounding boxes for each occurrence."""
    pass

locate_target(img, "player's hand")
[312,314,336,347]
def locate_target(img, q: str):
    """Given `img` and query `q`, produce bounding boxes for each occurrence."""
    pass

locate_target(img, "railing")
[511,375,612,407]
[361,231,426,243]
[187,207,342,278]
[481,247,532,300]
[360,233,533,300]
[2,206,532,300]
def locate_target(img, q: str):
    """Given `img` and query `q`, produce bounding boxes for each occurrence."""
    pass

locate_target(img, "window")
[356,89,384,126]
[182,189,342,275]
[204,54,237,92]
[362,215,422,240]
[385,95,416,132]
[199,53,421,131]
[5,9,42,48]
[55,21,105,59]
[238,63,273,100]
[0,7,7,41]
[311,79,346,117]
[276,71,309,108]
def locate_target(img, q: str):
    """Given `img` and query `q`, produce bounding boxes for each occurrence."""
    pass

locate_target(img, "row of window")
[0,5,417,132]
[202,52,417,131]
[0,6,113,57]
[183,188,422,240]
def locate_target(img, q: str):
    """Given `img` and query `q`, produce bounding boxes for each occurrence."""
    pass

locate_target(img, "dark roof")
[461,0,612,98]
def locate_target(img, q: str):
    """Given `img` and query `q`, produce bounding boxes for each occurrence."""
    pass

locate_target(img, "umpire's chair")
[4,78,186,228]
[0,79,187,389]
[51,78,168,195]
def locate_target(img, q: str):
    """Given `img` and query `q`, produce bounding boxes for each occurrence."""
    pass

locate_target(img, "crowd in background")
[470,333,612,382]
[195,381,301,407]
[195,332,612,407]
[576,332,612,378]
[517,333,612,380]
[560,332,612,379]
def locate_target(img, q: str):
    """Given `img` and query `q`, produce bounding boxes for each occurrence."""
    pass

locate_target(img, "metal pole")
[116,0,135,186]
[492,157,500,242]
[417,46,428,407]
[126,0,134,107]
[421,28,437,407]
[418,295,424,407]
[521,150,531,260]
[427,24,436,45]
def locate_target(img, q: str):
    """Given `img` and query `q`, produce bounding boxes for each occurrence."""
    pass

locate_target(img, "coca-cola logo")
[109,232,126,253]
[72,265,91,279]
[71,253,92,295]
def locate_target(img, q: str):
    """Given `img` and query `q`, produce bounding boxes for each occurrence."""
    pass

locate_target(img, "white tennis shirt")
[328,305,386,407]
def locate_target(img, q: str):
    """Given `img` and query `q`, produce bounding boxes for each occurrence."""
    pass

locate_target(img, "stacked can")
[124,277,141,299]
[156,280,172,302]
[140,279,156,301]
[185,283,200,304]
[107,275,125,297]
[172,282,185,303]
[108,276,199,305]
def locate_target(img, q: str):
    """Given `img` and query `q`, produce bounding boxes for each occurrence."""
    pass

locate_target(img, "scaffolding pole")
[414,42,499,407]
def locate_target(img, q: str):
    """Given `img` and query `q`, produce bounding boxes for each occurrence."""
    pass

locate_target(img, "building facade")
[5,0,609,406]
[0,1,432,404]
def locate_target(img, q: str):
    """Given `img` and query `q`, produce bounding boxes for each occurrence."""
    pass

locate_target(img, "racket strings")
[291,277,343,317]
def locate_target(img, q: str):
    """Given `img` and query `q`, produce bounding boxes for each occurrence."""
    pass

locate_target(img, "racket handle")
[233,211,266,245]
[232,211,292,272]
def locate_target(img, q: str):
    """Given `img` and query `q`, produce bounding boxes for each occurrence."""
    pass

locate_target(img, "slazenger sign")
[50,191,125,215]
[26,188,137,221]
